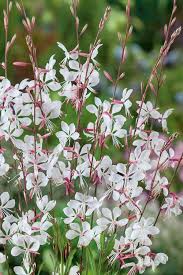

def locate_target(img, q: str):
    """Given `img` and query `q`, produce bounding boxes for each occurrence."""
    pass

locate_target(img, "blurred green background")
[0,0,183,274]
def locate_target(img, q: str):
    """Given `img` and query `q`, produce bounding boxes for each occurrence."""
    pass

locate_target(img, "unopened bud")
[10,34,16,47]
[3,10,8,32]
[13,61,31,67]
[80,24,88,36]
[16,2,22,13]
[9,1,13,12]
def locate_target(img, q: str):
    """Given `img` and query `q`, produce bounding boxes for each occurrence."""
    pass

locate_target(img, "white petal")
[113,207,121,219]
[14,266,26,275]
[11,247,24,256]
[102,208,112,220]
[1,192,9,205]
[86,104,98,114]
[61,121,70,133]
[0,252,6,263]
[66,230,79,240]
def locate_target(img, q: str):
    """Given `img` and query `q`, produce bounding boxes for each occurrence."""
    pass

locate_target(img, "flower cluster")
[0,1,182,274]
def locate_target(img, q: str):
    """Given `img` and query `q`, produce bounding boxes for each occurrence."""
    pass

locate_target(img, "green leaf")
[65,248,77,274]
[37,263,44,275]
[105,234,116,256]
[86,247,97,275]
[100,232,105,251]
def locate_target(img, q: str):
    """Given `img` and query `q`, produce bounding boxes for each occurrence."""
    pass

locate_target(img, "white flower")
[36,195,56,214]
[63,200,81,224]
[109,235,133,264]
[80,63,99,92]
[14,266,32,275]
[137,101,161,122]
[32,214,52,245]
[0,220,18,244]
[91,44,102,63]
[161,109,173,132]
[130,147,151,171]
[106,121,127,147]
[17,211,33,235]
[154,253,168,267]
[39,55,61,92]
[11,234,40,257]
[128,217,160,245]
[73,162,90,187]
[97,207,128,233]
[26,172,49,195]
[116,163,144,186]
[63,193,101,224]
[57,42,78,63]
[161,195,183,216]
[0,119,24,141]
[121,88,133,115]
[105,171,123,201]
[0,79,20,106]
[133,131,159,150]
[0,154,9,176]
[14,258,33,275]
[56,122,79,144]
[69,265,80,275]
[0,192,15,218]
[66,222,94,247]
[35,101,61,131]
[146,173,169,197]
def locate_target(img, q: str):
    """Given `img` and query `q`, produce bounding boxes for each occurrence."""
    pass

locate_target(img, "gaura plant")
[0,0,182,274]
